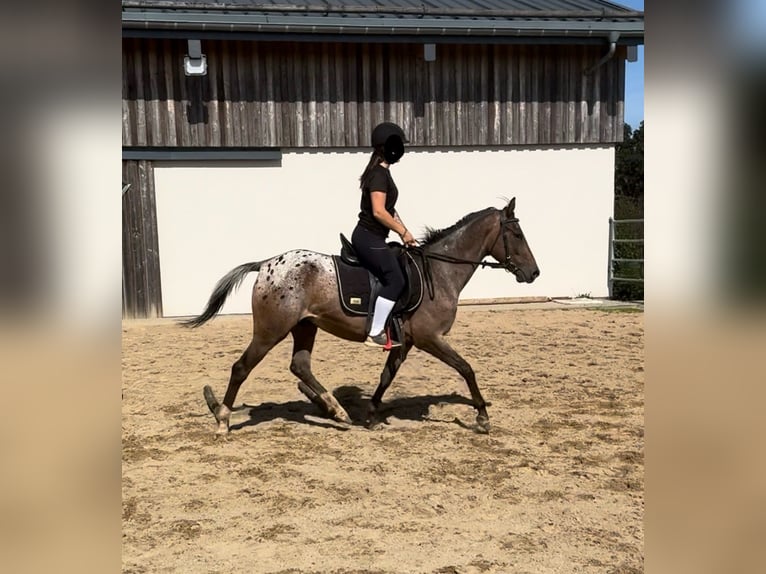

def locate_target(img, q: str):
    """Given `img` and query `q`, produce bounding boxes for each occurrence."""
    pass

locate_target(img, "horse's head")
[489,198,540,283]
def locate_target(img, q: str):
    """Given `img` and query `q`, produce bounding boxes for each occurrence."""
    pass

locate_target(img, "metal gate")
[608,217,644,299]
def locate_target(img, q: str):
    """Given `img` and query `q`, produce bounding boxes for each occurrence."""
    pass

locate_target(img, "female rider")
[351,122,418,348]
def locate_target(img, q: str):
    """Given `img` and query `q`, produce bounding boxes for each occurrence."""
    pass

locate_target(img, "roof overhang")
[122,5,644,44]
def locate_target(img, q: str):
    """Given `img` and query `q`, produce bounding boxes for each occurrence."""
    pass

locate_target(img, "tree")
[614,121,644,203]
[612,121,644,301]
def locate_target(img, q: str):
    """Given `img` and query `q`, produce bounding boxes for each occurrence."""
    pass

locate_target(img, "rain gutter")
[121,10,645,41]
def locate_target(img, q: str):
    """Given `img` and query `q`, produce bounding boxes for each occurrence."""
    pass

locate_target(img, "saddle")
[332,234,424,343]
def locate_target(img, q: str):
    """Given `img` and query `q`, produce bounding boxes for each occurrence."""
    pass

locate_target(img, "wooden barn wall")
[122,160,162,318]
[122,39,626,148]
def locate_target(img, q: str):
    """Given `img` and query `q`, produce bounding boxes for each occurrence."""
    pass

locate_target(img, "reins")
[405,215,521,299]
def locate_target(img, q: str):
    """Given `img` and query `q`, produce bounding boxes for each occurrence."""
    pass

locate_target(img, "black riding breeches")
[351,224,405,300]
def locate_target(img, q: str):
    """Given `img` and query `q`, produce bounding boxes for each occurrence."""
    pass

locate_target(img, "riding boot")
[365,297,401,348]
[368,296,395,337]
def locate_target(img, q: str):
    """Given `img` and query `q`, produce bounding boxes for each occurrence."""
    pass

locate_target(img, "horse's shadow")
[229,399,344,431]
[229,385,474,431]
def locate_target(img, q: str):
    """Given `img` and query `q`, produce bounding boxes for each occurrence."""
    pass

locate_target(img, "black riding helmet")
[371,122,408,164]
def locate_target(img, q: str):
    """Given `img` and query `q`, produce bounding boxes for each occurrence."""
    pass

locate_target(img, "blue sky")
[732,0,766,54]
[615,0,644,129]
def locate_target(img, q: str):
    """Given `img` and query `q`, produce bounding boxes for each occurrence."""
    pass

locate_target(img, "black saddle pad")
[332,252,424,316]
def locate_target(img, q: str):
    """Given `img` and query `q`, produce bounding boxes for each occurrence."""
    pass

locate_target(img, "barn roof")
[122,0,644,44]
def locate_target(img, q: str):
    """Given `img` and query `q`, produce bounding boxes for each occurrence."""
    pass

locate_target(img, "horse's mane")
[420,207,497,246]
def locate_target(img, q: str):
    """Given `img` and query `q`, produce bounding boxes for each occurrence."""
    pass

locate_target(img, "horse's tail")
[179,261,263,328]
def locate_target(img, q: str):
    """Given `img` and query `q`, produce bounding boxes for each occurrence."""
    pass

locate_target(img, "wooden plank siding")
[123,39,626,148]
[122,160,163,318]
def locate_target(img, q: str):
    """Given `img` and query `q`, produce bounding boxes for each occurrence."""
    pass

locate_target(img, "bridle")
[497,215,521,275]
[406,213,522,298]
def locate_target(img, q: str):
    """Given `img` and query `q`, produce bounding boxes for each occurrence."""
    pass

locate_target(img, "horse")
[182,197,539,434]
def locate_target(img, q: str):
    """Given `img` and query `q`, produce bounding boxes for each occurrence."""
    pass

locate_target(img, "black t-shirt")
[358,164,399,238]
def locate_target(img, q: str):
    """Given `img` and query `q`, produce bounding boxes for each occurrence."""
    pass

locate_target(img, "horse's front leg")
[367,342,412,428]
[416,336,490,433]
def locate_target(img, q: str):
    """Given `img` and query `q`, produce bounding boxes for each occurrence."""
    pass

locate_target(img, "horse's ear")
[505,197,516,216]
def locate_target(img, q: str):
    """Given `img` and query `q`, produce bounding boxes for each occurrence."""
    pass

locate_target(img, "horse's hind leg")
[416,336,491,433]
[367,342,412,428]
[290,320,352,425]
[203,338,273,434]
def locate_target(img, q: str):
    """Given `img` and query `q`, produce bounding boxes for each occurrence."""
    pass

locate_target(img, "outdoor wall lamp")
[184,39,207,76]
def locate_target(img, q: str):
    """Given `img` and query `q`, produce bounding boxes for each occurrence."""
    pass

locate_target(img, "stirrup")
[364,329,401,350]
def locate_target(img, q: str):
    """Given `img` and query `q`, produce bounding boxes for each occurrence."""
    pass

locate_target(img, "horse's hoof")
[215,421,229,435]
[203,385,219,414]
[475,415,491,434]
[367,420,386,431]
[331,408,353,425]
[366,411,387,430]
[336,412,353,425]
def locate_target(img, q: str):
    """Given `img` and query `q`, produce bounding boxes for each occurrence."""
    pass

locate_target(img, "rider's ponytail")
[359,147,386,190]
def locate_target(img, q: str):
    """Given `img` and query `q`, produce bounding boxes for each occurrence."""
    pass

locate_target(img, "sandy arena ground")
[122,305,644,573]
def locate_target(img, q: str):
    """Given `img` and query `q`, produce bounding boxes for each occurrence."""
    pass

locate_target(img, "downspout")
[584,31,620,75]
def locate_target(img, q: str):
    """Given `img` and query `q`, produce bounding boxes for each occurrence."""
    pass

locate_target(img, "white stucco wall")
[154,146,615,317]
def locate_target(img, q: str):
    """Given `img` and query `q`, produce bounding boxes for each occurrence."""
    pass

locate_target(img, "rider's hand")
[400,229,418,247]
